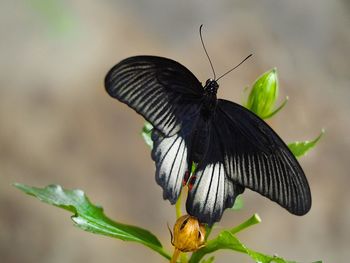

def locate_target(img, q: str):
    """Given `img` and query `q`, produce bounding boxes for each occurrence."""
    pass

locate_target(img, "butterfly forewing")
[105,56,204,136]
[215,99,311,215]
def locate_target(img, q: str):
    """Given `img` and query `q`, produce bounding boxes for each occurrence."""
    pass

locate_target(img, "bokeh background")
[1,0,350,262]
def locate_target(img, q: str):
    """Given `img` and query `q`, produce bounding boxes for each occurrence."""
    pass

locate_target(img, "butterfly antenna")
[216,54,253,81]
[199,24,216,80]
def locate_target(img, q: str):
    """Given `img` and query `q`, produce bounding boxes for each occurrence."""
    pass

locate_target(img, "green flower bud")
[245,68,287,119]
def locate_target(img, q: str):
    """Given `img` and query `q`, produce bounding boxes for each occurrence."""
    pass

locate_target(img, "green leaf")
[141,122,154,148]
[14,183,171,260]
[231,195,244,211]
[288,129,325,158]
[263,96,289,119]
[189,213,317,263]
[190,230,294,263]
[190,214,321,263]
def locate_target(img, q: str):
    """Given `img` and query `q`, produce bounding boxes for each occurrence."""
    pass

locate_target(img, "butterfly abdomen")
[189,117,211,164]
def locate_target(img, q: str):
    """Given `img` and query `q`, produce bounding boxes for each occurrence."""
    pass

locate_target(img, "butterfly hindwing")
[186,163,245,225]
[215,99,311,216]
[186,123,245,225]
[151,129,190,204]
[105,56,204,136]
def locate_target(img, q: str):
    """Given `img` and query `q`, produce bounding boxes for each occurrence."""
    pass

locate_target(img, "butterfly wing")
[151,129,191,204]
[105,56,204,136]
[186,122,245,225]
[216,99,311,215]
[187,99,311,225]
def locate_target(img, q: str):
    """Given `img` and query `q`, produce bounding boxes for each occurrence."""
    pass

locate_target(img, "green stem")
[175,191,182,219]
[157,247,172,260]
[180,252,188,263]
[170,248,181,263]
[189,214,261,263]
[229,213,261,235]
[205,225,213,241]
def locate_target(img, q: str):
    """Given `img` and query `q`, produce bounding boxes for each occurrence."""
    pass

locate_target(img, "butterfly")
[104,55,311,225]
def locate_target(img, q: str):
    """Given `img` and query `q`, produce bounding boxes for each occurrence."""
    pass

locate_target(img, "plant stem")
[229,213,261,235]
[175,191,182,219]
[170,248,181,263]
[180,252,188,263]
[157,247,173,260]
[205,225,213,241]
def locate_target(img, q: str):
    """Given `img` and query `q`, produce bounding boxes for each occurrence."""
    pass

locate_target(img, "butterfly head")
[204,79,219,95]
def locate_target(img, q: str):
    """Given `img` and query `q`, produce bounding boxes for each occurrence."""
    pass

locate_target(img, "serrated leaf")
[288,130,324,158]
[189,231,295,263]
[141,122,154,148]
[14,183,170,260]
[189,214,322,263]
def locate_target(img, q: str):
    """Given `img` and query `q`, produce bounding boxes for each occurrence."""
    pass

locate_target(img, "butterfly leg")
[182,171,197,191]
[188,175,197,191]
[182,171,191,186]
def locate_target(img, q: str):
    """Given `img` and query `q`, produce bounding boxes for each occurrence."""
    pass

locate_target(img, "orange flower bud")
[171,215,206,252]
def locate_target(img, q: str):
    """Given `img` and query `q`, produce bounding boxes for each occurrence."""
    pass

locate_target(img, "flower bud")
[245,68,287,119]
[171,215,206,252]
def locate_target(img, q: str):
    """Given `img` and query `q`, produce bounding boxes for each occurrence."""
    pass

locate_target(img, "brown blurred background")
[1,0,350,262]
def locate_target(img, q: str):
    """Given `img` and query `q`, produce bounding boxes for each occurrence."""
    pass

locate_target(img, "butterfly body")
[204,79,219,95]
[202,79,218,117]
[105,55,311,225]
[188,116,210,166]
[189,80,218,163]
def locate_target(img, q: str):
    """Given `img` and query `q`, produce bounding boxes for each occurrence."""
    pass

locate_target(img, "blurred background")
[1,0,350,262]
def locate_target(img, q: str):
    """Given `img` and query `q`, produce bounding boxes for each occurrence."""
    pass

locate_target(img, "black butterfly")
[105,55,311,225]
